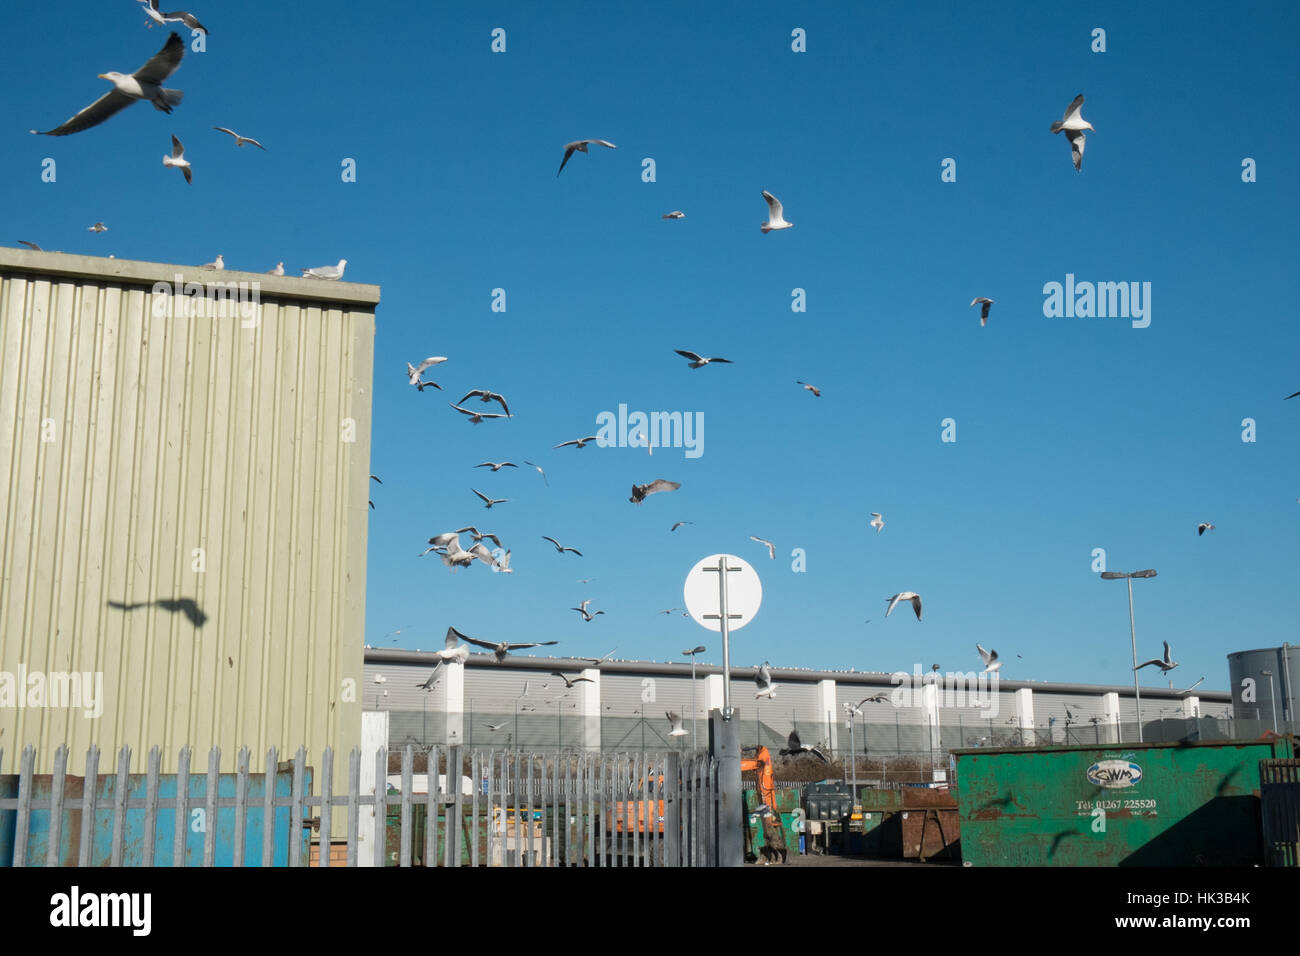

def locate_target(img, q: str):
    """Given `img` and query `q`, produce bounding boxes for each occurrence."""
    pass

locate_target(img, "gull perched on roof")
[201,254,223,270]
[885,592,923,621]
[140,0,208,34]
[1050,94,1093,171]
[630,479,680,503]
[302,259,347,280]
[33,32,185,136]
[266,262,284,276]
[213,127,264,150]
[970,297,994,326]
[557,139,617,176]
[162,134,191,183]
[749,536,776,560]
[760,190,793,233]
[1135,641,1177,674]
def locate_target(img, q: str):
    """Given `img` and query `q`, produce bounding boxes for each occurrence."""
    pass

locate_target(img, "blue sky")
[3,1,1297,691]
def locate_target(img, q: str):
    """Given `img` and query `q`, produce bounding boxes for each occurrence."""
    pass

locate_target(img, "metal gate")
[1260,758,1300,867]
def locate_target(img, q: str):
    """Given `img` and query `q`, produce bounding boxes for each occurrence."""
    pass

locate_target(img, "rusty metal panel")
[0,250,377,792]
[955,737,1295,866]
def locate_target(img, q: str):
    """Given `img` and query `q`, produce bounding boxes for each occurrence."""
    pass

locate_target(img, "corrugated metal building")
[0,249,379,777]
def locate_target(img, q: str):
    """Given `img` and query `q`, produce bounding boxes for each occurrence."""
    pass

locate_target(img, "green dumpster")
[955,737,1295,866]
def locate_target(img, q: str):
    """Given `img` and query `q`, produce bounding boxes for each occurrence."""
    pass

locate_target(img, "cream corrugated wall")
[0,251,377,777]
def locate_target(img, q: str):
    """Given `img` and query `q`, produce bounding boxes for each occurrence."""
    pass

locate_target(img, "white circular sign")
[683,553,762,632]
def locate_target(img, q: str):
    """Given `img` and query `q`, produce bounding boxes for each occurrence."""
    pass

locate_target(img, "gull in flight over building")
[302,259,347,280]
[749,536,775,560]
[557,139,616,176]
[415,628,473,686]
[212,127,265,150]
[885,592,923,621]
[1135,641,1178,674]
[970,297,994,326]
[667,712,688,737]
[869,512,884,533]
[675,349,732,369]
[780,730,828,763]
[1197,522,1215,536]
[550,671,594,689]
[555,435,599,449]
[977,644,1001,674]
[457,632,559,663]
[451,404,508,424]
[32,32,185,136]
[754,662,778,700]
[472,488,508,509]
[162,134,191,183]
[843,694,888,716]
[457,389,511,417]
[760,190,793,232]
[1050,94,1093,171]
[407,356,447,389]
[476,461,517,472]
[542,536,582,556]
[140,0,208,34]
[580,647,618,665]
[571,599,604,622]
[630,479,680,503]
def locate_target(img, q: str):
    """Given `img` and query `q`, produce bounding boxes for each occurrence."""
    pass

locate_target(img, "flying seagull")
[140,0,208,34]
[977,644,1001,674]
[201,254,224,270]
[162,134,191,183]
[844,694,888,716]
[368,474,381,510]
[89,222,108,232]
[492,550,513,573]
[760,190,793,232]
[212,126,265,150]
[666,712,688,737]
[555,436,599,449]
[630,479,680,503]
[476,461,517,472]
[550,671,594,689]
[1197,522,1215,536]
[472,488,508,509]
[484,722,507,732]
[670,521,693,532]
[658,607,685,615]
[970,297,994,326]
[749,536,776,560]
[675,349,732,369]
[33,32,185,136]
[869,512,884,533]
[754,662,777,700]
[580,647,618,665]
[457,633,559,663]
[571,599,605,622]
[780,730,828,763]
[416,628,472,686]
[406,356,447,389]
[796,381,821,397]
[542,536,582,556]
[1285,390,1300,400]
[1050,94,1093,171]
[557,139,617,176]
[1135,641,1178,673]
[457,390,511,417]
[662,211,685,220]
[16,241,42,251]
[302,259,347,280]
[885,592,923,621]
[523,461,549,485]
[450,404,508,424]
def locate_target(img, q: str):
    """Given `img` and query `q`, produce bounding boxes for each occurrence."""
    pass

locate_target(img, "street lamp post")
[682,645,706,749]
[1100,568,1158,743]
[1261,670,1279,734]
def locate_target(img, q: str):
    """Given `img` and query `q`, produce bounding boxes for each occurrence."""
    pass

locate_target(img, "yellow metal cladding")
[0,249,378,778]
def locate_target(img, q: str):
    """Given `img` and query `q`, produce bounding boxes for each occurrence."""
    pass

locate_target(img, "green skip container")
[954,736,1295,867]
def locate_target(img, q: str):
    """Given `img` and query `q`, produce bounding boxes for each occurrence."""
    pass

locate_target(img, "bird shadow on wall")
[107,598,207,628]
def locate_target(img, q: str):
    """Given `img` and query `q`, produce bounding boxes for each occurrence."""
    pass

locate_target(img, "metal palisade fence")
[0,745,718,867]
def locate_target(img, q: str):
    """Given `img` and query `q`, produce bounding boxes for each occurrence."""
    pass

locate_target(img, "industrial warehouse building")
[0,248,379,783]
[363,648,1238,756]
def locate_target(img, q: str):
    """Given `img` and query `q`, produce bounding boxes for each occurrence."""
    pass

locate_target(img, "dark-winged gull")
[33,32,185,136]
[213,127,264,149]
[457,632,559,663]
[457,389,511,417]
[670,521,693,532]
[1135,641,1177,673]
[780,730,828,763]
[977,643,1001,674]
[761,191,793,232]
[163,134,191,183]
[970,297,994,326]
[89,222,108,232]
[1197,522,1215,536]
[675,349,732,369]
[471,488,508,509]
[450,404,508,424]
[554,436,598,449]
[662,211,685,220]
[749,536,776,560]
[407,356,446,390]
[630,479,680,503]
[796,381,821,397]
[885,592,923,621]
[141,0,208,34]
[542,536,582,556]
[1050,94,1093,171]
[302,259,347,280]
[17,241,42,251]
[368,474,380,510]
[557,139,616,176]
[550,671,594,689]
[571,599,604,622]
